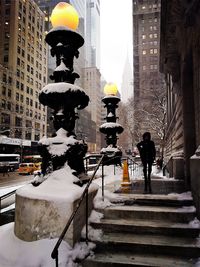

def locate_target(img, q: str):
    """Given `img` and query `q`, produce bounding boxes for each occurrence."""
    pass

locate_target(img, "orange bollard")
[121,159,132,193]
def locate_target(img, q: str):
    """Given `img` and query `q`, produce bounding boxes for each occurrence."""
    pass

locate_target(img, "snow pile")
[18,163,98,203]
[100,122,122,129]
[189,217,200,228]
[107,112,114,117]
[167,191,192,199]
[39,128,78,156]
[0,223,95,267]
[88,210,104,223]
[55,61,69,72]
[102,95,120,100]
[101,145,120,153]
[40,82,85,94]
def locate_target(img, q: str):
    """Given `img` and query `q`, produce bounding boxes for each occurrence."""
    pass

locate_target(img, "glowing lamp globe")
[104,83,118,96]
[50,2,79,30]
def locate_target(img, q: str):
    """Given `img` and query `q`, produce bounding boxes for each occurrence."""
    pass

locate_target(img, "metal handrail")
[51,154,105,266]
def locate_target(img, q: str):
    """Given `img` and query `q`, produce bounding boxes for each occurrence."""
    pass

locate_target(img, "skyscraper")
[133,0,163,142]
[85,0,100,68]
[121,53,133,103]
[0,0,47,153]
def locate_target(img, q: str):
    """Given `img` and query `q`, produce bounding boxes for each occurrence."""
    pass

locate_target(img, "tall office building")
[121,53,133,103]
[85,0,100,68]
[83,67,101,151]
[133,0,163,142]
[0,0,47,153]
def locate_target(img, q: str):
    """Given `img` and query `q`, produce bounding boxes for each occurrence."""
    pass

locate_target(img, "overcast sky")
[100,0,133,93]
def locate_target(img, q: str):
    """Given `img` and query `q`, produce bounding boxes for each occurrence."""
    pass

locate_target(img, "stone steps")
[83,188,200,267]
[112,193,193,207]
[84,252,198,267]
[94,232,200,258]
[97,205,196,223]
[91,218,200,237]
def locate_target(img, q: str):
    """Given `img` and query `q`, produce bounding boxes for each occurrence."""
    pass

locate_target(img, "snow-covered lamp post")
[100,83,124,165]
[34,2,90,185]
[14,2,97,248]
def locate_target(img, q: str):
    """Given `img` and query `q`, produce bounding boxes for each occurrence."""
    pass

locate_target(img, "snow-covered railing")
[0,189,17,214]
[51,154,105,267]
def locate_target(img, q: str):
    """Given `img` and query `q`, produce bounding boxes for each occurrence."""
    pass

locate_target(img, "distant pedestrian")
[2,165,10,177]
[137,132,156,193]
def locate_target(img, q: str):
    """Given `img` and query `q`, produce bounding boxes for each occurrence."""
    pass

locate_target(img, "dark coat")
[137,140,156,164]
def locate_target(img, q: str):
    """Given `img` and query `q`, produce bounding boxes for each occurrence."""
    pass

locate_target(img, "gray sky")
[100,0,133,94]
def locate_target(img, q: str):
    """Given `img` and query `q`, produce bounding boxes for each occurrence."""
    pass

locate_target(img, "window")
[17,57,20,65]
[142,66,146,71]
[142,50,146,55]
[17,69,20,77]
[2,87,6,95]
[154,48,158,54]
[21,83,24,91]
[154,33,158,38]
[149,34,153,38]
[4,55,9,62]
[150,49,153,54]
[20,95,24,102]
[16,80,20,89]
[16,92,19,101]
[7,102,11,110]
[142,34,146,39]
[26,97,29,105]
[8,89,11,97]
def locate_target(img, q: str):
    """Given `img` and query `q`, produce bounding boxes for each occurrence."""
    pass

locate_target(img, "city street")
[0,171,33,188]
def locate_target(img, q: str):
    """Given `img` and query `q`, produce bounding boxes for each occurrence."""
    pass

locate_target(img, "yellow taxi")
[18,163,35,175]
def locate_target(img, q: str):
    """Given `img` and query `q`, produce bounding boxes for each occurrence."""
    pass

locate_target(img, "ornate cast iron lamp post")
[33,2,89,185]
[100,83,124,165]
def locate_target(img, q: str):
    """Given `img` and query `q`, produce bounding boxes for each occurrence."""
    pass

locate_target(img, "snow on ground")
[0,161,189,266]
[0,223,95,267]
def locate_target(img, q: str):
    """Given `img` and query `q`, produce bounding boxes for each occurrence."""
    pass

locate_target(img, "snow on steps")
[96,205,196,223]
[84,252,198,267]
[83,192,200,267]
[91,218,200,237]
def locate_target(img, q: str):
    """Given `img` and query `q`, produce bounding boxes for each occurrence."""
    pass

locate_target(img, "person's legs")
[147,162,152,193]
[143,161,148,193]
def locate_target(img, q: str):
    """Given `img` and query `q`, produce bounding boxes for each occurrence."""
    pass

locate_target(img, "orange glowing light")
[104,83,118,96]
[50,2,79,30]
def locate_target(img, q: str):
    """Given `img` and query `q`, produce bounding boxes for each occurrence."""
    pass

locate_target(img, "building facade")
[83,67,101,151]
[133,0,164,146]
[85,0,100,68]
[160,0,200,213]
[0,0,47,154]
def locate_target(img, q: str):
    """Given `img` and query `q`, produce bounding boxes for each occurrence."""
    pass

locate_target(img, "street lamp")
[100,83,124,165]
[34,2,89,184]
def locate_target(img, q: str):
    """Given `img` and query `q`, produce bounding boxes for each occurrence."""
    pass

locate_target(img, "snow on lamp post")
[33,2,89,185]
[100,83,124,165]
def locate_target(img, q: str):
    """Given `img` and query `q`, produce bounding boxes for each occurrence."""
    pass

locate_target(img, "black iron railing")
[51,154,139,266]
[51,154,105,267]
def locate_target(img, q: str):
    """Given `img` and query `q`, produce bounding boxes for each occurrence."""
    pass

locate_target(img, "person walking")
[137,132,156,193]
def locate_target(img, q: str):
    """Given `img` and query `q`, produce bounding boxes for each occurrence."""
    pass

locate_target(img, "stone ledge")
[14,184,98,246]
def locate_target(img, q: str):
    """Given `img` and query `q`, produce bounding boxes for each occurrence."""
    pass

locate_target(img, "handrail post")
[55,251,58,267]
[85,188,88,244]
[102,164,104,201]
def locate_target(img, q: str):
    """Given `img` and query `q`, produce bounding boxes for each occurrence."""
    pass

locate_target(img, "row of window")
[1,100,45,120]
[141,17,158,24]
[142,64,158,71]
[142,48,158,55]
